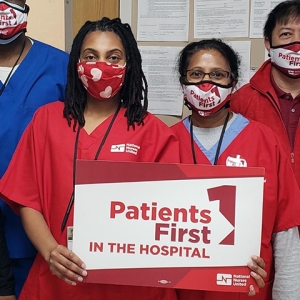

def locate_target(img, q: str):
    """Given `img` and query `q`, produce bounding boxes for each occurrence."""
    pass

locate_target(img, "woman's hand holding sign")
[247,255,266,296]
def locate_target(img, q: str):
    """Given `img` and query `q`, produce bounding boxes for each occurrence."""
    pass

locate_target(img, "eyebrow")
[188,67,228,71]
[81,48,124,55]
[82,48,97,53]
[278,26,294,31]
[9,0,25,4]
[108,48,123,54]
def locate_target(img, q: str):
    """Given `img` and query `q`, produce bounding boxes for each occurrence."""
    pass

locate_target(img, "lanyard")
[0,39,26,96]
[61,103,122,231]
[190,111,230,165]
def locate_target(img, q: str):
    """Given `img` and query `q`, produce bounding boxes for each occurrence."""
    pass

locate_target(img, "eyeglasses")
[185,69,231,83]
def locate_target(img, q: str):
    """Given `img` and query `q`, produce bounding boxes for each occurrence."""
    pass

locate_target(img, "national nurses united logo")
[226,154,247,167]
[110,143,140,155]
[216,273,250,286]
[110,144,125,152]
[216,273,232,285]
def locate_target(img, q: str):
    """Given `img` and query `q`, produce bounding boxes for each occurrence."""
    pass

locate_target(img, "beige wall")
[26,0,65,51]
[25,0,120,52]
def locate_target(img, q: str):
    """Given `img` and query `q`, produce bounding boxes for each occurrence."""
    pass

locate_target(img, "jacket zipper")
[266,91,295,160]
[266,91,283,118]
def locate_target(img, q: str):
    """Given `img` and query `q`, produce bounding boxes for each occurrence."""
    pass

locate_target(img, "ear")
[25,3,30,14]
[264,37,271,55]
[180,83,185,95]
[231,80,238,92]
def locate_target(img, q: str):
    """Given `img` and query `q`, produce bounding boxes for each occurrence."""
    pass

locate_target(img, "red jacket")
[231,59,300,187]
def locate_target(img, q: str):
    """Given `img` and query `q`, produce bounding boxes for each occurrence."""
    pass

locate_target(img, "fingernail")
[250,271,256,277]
[78,276,83,282]
[251,255,257,260]
[81,263,86,269]
[250,284,254,291]
[72,281,77,286]
[82,270,87,276]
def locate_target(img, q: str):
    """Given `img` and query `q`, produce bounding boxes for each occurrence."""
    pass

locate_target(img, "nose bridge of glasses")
[203,72,212,79]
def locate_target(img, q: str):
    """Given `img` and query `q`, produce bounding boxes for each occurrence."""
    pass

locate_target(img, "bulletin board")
[120,0,280,126]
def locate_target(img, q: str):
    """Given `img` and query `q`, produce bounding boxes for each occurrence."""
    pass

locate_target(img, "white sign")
[73,177,263,270]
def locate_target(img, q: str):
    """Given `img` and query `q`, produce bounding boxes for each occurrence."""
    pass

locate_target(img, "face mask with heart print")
[77,61,126,101]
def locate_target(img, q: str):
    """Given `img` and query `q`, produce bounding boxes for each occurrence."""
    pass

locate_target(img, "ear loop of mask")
[268,40,300,56]
[270,40,300,49]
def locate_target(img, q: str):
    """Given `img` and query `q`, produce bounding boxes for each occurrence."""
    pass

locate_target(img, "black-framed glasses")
[185,69,231,83]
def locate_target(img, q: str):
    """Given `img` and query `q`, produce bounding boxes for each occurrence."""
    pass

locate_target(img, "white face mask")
[182,81,233,117]
[270,41,300,78]
[0,0,28,44]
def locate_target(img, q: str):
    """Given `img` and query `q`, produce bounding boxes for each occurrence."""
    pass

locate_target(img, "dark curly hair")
[63,17,148,130]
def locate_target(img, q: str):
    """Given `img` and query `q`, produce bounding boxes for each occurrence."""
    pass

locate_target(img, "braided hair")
[63,17,148,130]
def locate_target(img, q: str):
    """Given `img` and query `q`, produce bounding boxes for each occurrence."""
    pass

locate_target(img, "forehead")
[5,0,25,5]
[188,49,229,69]
[81,30,124,53]
[274,17,300,31]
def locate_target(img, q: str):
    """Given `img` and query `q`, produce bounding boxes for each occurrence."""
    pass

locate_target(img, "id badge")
[67,226,73,250]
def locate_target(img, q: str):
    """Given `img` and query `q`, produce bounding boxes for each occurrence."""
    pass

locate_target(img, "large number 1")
[207,185,236,245]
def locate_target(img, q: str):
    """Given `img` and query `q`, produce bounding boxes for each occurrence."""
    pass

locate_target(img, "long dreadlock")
[63,17,148,131]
